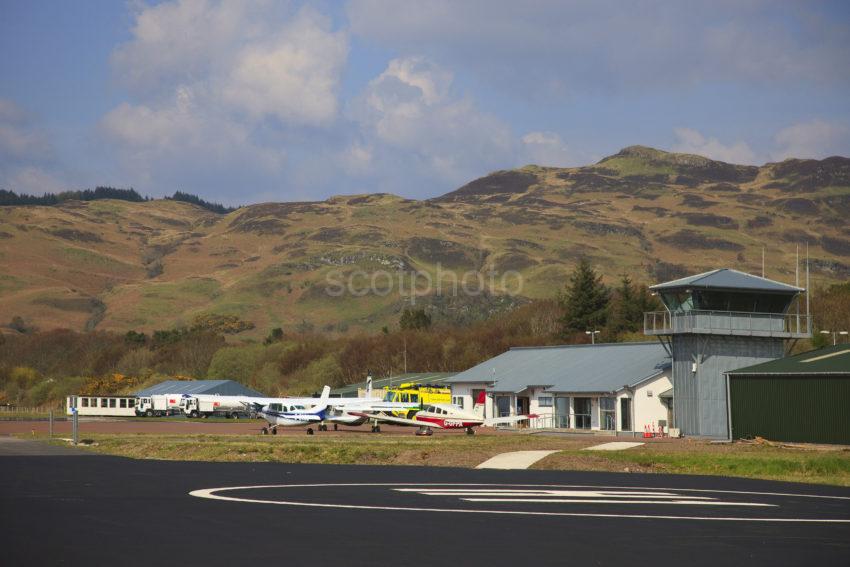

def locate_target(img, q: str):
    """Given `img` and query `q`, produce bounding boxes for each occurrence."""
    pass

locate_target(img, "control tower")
[644,269,810,437]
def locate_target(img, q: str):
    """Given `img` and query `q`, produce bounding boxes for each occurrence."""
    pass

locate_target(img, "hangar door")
[729,375,850,445]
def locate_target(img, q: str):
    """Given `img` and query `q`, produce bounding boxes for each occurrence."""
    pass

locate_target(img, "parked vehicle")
[135,394,182,417]
[180,395,252,419]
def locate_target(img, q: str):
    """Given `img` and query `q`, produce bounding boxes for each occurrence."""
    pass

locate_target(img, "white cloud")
[772,119,849,161]
[0,100,54,164]
[222,9,347,125]
[672,127,757,164]
[347,1,850,96]
[352,56,512,186]
[102,2,348,197]
[0,99,70,194]
[520,131,578,167]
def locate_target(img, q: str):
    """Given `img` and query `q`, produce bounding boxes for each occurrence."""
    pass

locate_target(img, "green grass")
[537,446,850,487]
[43,432,850,486]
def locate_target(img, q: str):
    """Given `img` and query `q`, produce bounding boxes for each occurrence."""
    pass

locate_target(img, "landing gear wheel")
[375,426,381,433]
[261,427,268,435]
[333,424,338,431]
[318,424,327,432]
[190,410,200,419]
[466,427,475,435]
[415,427,433,436]
[271,427,277,435]
[307,428,314,435]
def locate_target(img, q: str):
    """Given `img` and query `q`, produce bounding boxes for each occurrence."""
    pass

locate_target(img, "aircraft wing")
[483,414,538,427]
[338,402,419,412]
[349,412,443,428]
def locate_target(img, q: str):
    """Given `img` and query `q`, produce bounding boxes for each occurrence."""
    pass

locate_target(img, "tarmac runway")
[2,440,849,566]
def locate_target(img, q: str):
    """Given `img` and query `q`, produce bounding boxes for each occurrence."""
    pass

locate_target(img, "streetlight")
[586,330,600,345]
[820,330,849,346]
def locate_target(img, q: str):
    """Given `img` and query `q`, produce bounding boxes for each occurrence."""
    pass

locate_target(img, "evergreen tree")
[611,274,662,335]
[400,308,432,330]
[559,258,610,336]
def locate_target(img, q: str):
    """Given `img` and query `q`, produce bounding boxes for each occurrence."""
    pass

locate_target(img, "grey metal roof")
[331,372,456,397]
[135,380,266,397]
[650,268,803,293]
[446,342,671,394]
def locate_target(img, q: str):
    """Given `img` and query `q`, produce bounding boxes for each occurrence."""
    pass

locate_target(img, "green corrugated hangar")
[726,344,850,445]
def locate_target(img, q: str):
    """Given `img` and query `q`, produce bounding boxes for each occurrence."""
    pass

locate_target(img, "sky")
[1,0,849,205]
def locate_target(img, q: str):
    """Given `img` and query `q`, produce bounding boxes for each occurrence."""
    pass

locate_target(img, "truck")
[135,394,182,417]
[382,383,452,417]
[180,395,252,419]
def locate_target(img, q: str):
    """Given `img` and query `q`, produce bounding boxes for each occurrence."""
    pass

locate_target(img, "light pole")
[820,330,849,346]
[586,330,600,345]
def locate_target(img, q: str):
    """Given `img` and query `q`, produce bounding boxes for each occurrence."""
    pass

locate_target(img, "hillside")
[1,146,848,336]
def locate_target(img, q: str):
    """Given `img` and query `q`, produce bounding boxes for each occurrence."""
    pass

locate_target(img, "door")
[600,397,616,431]
[495,396,511,418]
[516,397,529,428]
[574,398,591,429]
[620,398,633,431]
[555,397,570,428]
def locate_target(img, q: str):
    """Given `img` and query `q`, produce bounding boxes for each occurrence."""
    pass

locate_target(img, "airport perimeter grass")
[51,433,850,487]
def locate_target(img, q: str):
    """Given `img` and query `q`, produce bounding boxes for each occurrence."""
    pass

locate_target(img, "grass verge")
[44,433,850,486]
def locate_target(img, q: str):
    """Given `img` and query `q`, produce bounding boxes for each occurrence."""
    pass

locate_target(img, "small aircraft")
[250,386,332,435]
[249,387,419,434]
[353,403,537,436]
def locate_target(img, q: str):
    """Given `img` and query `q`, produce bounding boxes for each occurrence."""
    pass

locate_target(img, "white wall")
[449,375,671,432]
[633,374,672,432]
[617,374,672,432]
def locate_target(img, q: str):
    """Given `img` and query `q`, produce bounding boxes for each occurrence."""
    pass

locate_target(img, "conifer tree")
[559,258,610,336]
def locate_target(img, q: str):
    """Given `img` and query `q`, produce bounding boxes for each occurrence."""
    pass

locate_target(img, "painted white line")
[583,442,645,451]
[460,499,773,506]
[396,489,717,499]
[476,450,559,469]
[188,483,850,523]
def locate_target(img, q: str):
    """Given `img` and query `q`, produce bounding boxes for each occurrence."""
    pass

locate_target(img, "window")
[410,394,418,403]
[600,397,616,431]
[101,398,108,408]
[128,398,135,408]
[109,399,116,408]
[401,393,409,403]
[120,399,127,408]
[81,398,89,408]
[538,396,553,408]
[452,396,464,408]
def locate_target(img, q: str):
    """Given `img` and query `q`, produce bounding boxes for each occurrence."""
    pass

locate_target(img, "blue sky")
[1,0,849,205]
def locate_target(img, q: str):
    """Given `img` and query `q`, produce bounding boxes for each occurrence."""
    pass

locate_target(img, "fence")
[644,310,811,337]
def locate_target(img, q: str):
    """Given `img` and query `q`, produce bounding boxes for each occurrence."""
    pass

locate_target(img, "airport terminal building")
[446,342,672,434]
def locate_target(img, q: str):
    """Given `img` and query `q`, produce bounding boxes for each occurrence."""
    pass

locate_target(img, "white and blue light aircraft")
[250,386,332,435]
[249,386,419,435]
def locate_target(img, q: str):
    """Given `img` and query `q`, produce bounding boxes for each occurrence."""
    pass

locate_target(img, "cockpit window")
[383,392,395,402]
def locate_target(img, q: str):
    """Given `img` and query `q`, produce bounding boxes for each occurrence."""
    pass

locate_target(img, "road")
[1,439,849,566]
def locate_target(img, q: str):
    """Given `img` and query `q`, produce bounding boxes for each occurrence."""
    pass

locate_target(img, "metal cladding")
[446,342,671,393]
[672,335,784,438]
[646,267,811,439]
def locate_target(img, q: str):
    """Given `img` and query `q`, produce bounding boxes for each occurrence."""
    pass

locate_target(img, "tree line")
[2,259,843,408]
[0,187,237,214]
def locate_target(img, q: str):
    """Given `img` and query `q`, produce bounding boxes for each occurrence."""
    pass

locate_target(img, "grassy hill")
[1,146,848,336]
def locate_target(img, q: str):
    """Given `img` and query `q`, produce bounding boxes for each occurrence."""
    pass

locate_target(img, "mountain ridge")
[1,146,848,336]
